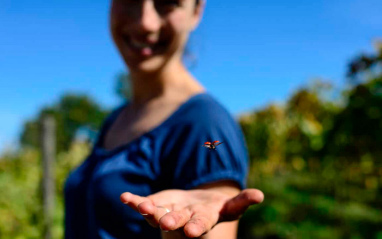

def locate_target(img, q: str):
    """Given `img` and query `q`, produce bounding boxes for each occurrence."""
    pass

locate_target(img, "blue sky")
[1,0,381,152]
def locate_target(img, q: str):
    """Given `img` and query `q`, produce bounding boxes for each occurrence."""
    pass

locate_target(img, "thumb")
[219,189,264,222]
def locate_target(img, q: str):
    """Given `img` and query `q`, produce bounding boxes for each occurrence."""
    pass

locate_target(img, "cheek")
[167,11,194,34]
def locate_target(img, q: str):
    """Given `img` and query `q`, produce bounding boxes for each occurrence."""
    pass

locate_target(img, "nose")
[139,0,161,33]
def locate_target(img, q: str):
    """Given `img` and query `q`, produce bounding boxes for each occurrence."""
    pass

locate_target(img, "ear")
[190,0,205,31]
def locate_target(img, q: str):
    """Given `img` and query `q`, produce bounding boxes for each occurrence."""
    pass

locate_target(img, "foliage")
[19,94,109,153]
[238,44,382,239]
[0,142,90,239]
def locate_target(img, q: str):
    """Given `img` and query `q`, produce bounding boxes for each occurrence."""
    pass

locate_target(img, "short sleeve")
[160,96,249,190]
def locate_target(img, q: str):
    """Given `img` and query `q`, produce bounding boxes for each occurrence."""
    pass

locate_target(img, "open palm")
[120,188,264,238]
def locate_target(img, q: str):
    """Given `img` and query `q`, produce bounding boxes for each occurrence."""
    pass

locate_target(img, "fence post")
[41,116,55,239]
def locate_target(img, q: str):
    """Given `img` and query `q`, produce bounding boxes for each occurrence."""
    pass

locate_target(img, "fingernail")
[140,213,148,216]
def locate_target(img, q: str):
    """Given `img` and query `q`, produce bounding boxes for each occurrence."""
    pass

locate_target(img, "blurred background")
[1,0,382,238]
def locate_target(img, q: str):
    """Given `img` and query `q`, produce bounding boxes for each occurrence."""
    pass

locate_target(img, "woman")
[64,0,264,238]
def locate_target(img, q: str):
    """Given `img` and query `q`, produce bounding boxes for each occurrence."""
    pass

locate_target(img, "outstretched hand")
[120,186,264,238]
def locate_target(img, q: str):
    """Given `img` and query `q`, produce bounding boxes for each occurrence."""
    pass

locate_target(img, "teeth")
[131,39,151,48]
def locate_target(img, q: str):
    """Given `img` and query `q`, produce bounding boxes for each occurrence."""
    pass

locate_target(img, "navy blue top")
[64,93,249,239]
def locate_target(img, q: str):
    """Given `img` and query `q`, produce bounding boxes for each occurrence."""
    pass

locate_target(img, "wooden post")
[41,116,55,239]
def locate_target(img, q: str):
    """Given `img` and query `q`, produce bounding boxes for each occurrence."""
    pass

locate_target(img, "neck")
[129,61,203,106]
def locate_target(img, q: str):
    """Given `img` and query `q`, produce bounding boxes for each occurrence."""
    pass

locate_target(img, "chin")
[122,44,182,74]
[126,56,169,74]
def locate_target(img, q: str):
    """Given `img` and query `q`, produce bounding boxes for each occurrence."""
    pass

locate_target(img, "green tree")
[238,43,382,239]
[19,94,109,153]
[323,41,382,162]
[0,142,90,239]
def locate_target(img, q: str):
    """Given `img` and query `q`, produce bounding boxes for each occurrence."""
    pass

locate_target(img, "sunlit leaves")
[0,143,90,238]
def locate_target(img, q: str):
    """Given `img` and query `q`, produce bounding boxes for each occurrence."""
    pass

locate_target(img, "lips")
[130,38,152,48]
[124,36,166,57]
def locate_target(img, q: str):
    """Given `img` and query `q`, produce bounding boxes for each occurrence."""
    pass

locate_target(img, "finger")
[219,189,264,221]
[159,208,192,231]
[183,213,216,238]
[138,202,170,228]
[120,192,151,212]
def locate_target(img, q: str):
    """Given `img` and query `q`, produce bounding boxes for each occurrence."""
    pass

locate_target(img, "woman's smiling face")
[110,0,203,73]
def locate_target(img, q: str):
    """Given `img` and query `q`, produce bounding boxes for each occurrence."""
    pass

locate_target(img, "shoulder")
[160,94,249,190]
[172,93,238,130]
[160,93,246,154]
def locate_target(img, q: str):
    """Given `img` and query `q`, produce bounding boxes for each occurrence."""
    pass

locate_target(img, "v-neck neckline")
[94,92,208,157]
